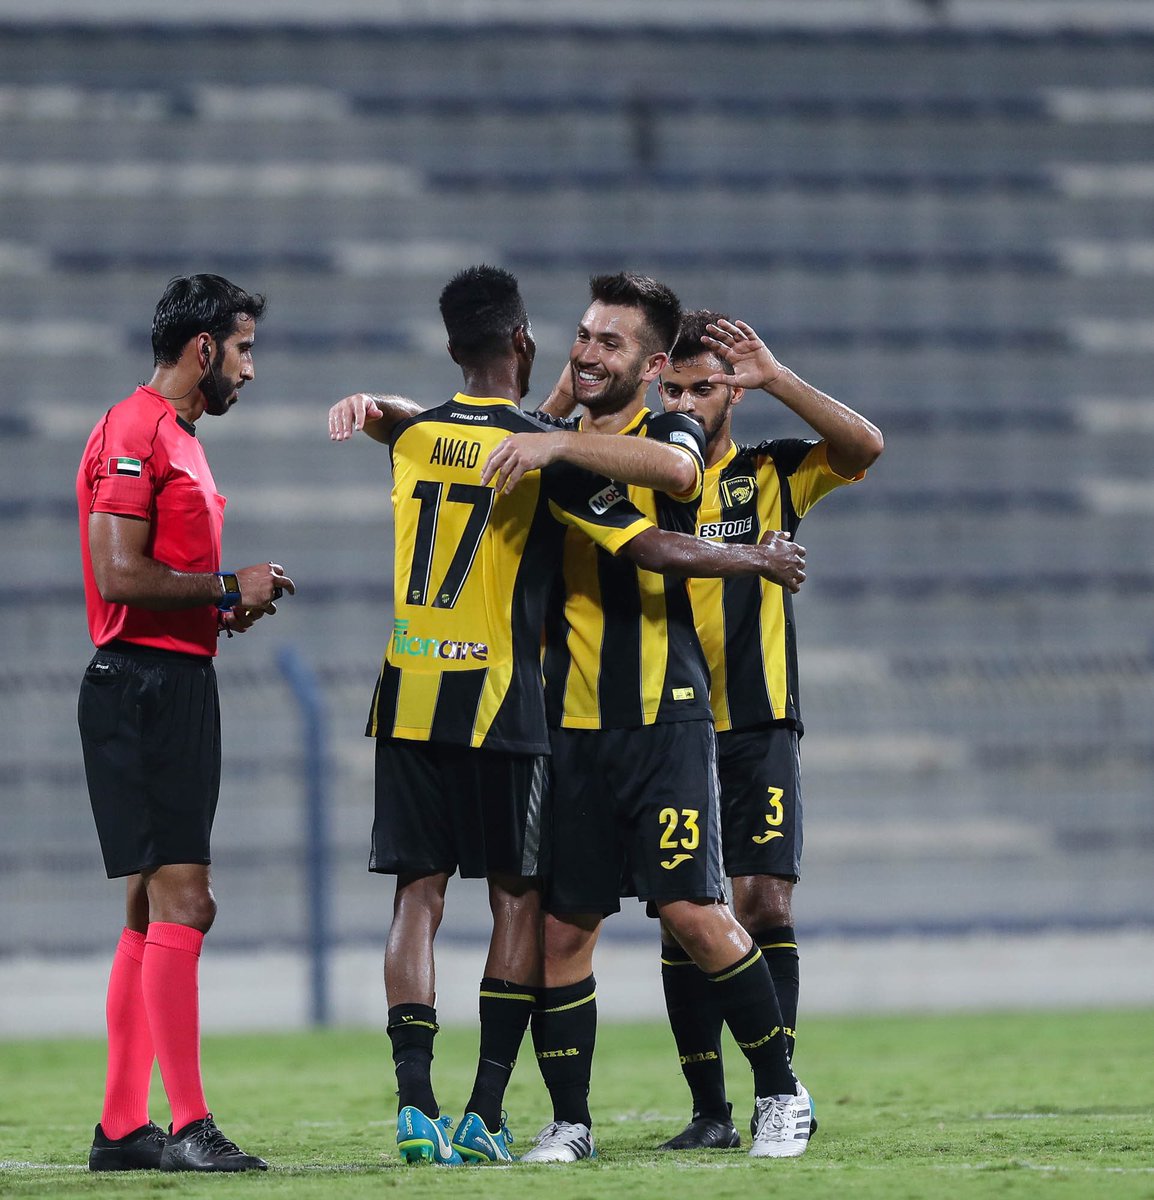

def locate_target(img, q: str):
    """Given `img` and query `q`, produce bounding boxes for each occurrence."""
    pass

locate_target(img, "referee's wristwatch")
[215,571,242,611]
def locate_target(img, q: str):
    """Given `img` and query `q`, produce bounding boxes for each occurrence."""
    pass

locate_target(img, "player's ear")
[446,340,460,365]
[730,385,745,406]
[641,351,668,384]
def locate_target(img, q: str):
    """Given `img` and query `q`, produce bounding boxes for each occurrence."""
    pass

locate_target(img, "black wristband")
[215,571,242,611]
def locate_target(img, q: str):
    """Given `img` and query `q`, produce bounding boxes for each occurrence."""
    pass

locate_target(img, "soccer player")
[328,266,806,1167]
[510,274,816,1164]
[655,312,883,1149]
[77,274,294,1173]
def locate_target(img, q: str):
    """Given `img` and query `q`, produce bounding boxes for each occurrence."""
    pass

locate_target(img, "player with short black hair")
[77,273,293,1173]
[329,266,805,1168]
[655,312,883,1151]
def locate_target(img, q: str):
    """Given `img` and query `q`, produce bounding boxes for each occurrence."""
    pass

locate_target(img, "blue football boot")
[396,1106,463,1165]
[451,1111,515,1163]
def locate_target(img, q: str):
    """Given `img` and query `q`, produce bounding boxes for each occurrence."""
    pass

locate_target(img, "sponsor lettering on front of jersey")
[720,475,756,507]
[699,516,754,540]
[391,619,488,663]
[429,436,482,468]
[588,482,627,515]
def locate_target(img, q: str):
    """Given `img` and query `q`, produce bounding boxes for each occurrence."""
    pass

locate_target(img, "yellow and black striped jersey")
[542,407,712,730]
[367,394,652,753]
[691,438,862,733]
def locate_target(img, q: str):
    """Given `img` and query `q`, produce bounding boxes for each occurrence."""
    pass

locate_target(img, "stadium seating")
[2,14,1152,955]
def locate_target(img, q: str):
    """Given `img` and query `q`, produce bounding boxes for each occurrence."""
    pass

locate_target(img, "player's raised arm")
[703,318,884,478]
[329,392,423,444]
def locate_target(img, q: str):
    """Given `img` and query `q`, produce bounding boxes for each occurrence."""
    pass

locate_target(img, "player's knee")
[183,891,217,933]
[542,912,597,969]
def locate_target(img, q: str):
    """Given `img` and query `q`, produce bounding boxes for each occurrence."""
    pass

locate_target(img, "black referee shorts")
[370,737,549,879]
[545,720,725,916]
[77,640,221,880]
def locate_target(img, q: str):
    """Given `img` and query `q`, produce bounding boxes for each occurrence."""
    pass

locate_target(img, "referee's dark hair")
[152,274,267,366]
[440,265,528,362]
[671,310,735,374]
[589,271,682,356]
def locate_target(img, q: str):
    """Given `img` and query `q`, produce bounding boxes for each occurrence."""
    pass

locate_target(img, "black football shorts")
[716,724,803,881]
[545,719,724,916]
[370,737,549,879]
[78,641,221,879]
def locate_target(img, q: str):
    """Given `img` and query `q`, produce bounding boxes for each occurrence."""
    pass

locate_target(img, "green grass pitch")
[2,1009,1152,1198]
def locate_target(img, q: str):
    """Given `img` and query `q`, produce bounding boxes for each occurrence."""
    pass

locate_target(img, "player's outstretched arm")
[482,431,697,496]
[328,392,422,444]
[703,318,884,478]
[622,526,806,592]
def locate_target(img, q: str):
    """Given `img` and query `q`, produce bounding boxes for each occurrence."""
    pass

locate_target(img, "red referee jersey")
[77,386,226,656]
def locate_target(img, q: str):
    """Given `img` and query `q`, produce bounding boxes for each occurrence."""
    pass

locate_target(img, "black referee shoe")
[159,1114,268,1172]
[88,1121,166,1171]
[657,1105,741,1150]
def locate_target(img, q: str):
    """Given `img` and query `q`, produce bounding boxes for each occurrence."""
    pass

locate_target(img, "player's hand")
[329,393,385,441]
[702,319,785,391]
[537,363,579,418]
[755,530,806,592]
[236,561,295,612]
[221,607,261,634]
[481,433,560,494]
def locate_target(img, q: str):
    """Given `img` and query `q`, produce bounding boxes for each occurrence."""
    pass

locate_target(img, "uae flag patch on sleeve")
[107,456,142,477]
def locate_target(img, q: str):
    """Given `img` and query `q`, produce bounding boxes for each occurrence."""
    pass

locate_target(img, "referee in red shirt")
[76,274,293,1173]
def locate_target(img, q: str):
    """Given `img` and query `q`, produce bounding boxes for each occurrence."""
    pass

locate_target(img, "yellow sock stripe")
[735,1025,782,1051]
[660,956,697,967]
[392,1019,439,1032]
[710,947,763,984]
[479,990,537,1003]
[539,990,597,1014]
[758,941,798,951]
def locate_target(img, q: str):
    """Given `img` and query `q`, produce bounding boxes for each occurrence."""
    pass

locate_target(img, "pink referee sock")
[100,927,155,1140]
[142,921,209,1133]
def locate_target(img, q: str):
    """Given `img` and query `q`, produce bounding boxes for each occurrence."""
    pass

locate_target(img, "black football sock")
[530,975,596,1127]
[465,977,537,1131]
[660,940,728,1120]
[756,925,800,1063]
[707,947,795,1098]
[386,1003,439,1117]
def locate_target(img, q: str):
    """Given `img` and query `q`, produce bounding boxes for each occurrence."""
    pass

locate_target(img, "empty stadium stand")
[2,6,1152,961]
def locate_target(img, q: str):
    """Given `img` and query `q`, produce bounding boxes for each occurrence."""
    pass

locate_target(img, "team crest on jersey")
[720,475,756,507]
